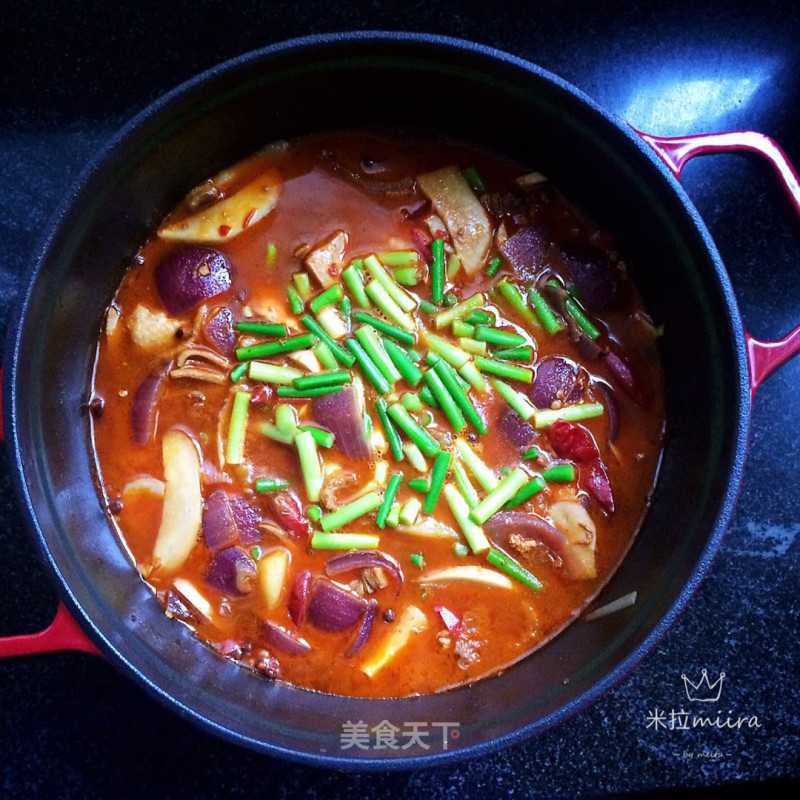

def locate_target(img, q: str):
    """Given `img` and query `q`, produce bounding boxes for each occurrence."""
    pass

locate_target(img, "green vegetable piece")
[320,491,382,531]
[408,477,430,493]
[505,475,546,509]
[236,321,288,337]
[255,478,290,492]
[376,473,403,529]
[474,356,533,383]
[312,532,380,550]
[431,238,445,304]
[354,312,416,346]
[424,450,452,513]
[376,397,405,462]
[225,390,251,465]
[486,548,542,591]
[387,403,441,457]
[533,402,604,429]
[301,315,355,366]
[342,264,371,309]
[528,286,564,335]
[345,338,391,395]
[542,463,577,482]
[469,468,529,524]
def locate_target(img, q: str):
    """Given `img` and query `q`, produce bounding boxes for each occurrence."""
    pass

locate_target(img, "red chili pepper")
[218,224,232,237]
[250,384,274,408]
[267,490,309,538]
[549,419,597,464]
[433,605,462,638]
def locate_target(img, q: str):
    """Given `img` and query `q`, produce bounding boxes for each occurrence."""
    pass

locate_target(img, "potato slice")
[396,516,458,539]
[417,166,492,274]
[549,500,597,580]
[258,548,291,610]
[417,565,513,590]
[361,604,427,677]
[152,429,202,572]
[158,169,281,243]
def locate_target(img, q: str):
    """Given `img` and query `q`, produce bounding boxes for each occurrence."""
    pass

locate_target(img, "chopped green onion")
[320,491,382,532]
[230,362,248,383]
[418,299,437,315]
[355,327,402,384]
[293,370,351,390]
[486,548,542,591]
[486,255,502,277]
[453,542,469,557]
[236,321,288,337]
[410,553,425,569]
[505,475,546,509]
[260,423,295,444]
[494,278,539,328]
[307,505,322,523]
[393,266,419,286]
[403,346,422,363]
[298,426,335,449]
[422,370,466,433]
[443,292,458,307]
[474,325,526,348]
[399,497,422,526]
[292,272,312,299]
[401,392,423,412]
[443,484,490,554]
[459,337,487,356]
[402,441,428,473]
[455,439,498,492]
[294,430,322,502]
[566,297,602,339]
[492,378,536,420]
[225,391,251,465]
[469,468,529,525]
[340,295,352,320]
[408,477,429,493]
[543,463,576,482]
[376,398,404,462]
[379,249,419,268]
[387,403,441,457]
[287,286,304,315]
[461,165,487,192]
[452,461,480,508]
[266,243,278,264]
[433,359,487,434]
[446,254,461,279]
[458,361,487,393]
[301,315,355,366]
[465,310,493,326]
[451,320,475,338]
[342,264,371,309]
[353,312,416,347]
[420,411,434,427]
[313,340,338,370]
[523,446,540,460]
[247,361,303,385]
[277,385,343,398]
[251,545,263,560]
[311,532,380,550]
[236,333,317,362]
[275,404,298,437]
[419,385,440,409]
[385,502,401,528]
[345,338,391,395]
[433,292,486,330]
[364,280,416,332]
[528,286,563,335]
[364,254,417,313]
[310,284,345,314]
[474,356,533,383]
[425,450,452,513]
[256,478,290,492]
[494,346,534,361]
[431,238,445,304]
[383,339,423,386]
[533,402,604,428]
[376,473,402,529]
[424,333,470,368]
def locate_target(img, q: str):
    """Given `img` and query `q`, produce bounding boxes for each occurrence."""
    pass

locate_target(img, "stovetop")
[2,2,798,796]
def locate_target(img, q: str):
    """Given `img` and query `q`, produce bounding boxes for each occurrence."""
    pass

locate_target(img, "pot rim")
[2,30,751,770]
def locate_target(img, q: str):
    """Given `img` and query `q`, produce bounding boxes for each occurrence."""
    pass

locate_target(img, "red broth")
[90,132,664,697]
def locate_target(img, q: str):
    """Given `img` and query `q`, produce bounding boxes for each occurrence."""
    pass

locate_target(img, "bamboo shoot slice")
[158,170,281,243]
[417,166,492,274]
[258,549,291,610]
[360,604,427,677]
[152,429,202,572]
[417,565,513,590]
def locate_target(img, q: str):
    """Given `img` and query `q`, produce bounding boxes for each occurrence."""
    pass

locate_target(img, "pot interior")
[6,34,749,766]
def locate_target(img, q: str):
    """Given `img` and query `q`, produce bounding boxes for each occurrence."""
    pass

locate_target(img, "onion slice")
[346,599,378,658]
[417,566,513,590]
[313,385,372,461]
[288,569,312,626]
[262,621,311,655]
[306,578,366,632]
[325,550,404,596]
[130,368,167,445]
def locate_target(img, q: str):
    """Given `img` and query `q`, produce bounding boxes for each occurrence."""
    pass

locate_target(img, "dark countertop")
[2,2,798,796]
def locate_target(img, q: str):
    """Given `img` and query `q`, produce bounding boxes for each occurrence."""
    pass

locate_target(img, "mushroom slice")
[417,166,492,274]
[158,169,281,243]
[303,230,348,288]
[360,604,427,677]
[152,429,203,572]
[417,565,513,590]
[549,500,597,580]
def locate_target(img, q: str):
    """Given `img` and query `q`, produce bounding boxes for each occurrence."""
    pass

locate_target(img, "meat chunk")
[304,230,348,288]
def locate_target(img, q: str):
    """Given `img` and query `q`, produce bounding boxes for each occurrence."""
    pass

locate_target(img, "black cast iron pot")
[3,32,800,769]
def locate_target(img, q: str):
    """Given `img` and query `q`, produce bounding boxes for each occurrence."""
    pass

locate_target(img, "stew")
[90,131,664,697]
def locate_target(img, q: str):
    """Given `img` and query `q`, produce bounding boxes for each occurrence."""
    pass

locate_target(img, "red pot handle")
[637,130,800,396]
[0,371,101,658]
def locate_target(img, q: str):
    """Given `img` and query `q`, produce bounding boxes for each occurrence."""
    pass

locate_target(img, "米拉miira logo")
[681,669,726,703]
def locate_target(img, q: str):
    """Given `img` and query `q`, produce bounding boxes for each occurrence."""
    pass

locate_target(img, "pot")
[2,33,799,769]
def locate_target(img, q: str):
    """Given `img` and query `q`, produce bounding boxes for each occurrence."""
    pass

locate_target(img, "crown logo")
[681,669,725,702]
